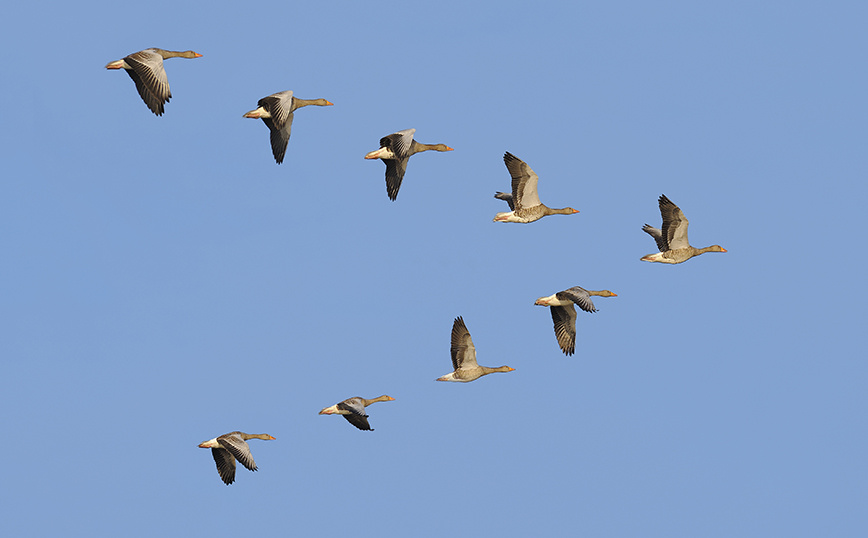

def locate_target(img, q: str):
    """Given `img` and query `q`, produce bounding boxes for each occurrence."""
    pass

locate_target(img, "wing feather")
[217,434,258,472]
[503,152,541,209]
[450,316,478,370]
[123,49,171,115]
[557,287,597,313]
[659,195,690,250]
[550,304,577,356]
[210,447,237,485]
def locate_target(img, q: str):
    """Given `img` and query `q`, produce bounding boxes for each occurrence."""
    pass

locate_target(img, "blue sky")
[1,1,866,536]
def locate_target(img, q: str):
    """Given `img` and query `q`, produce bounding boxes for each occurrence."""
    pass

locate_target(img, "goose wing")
[257,91,295,163]
[210,447,237,485]
[494,191,515,210]
[557,287,597,313]
[642,224,668,252]
[380,128,416,157]
[384,157,410,201]
[450,316,478,370]
[123,49,171,115]
[263,112,294,164]
[379,129,416,200]
[217,433,258,472]
[258,91,294,127]
[337,398,373,430]
[550,304,578,356]
[659,195,690,250]
[504,152,541,209]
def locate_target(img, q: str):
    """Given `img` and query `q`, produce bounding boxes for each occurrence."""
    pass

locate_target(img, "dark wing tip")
[658,194,677,209]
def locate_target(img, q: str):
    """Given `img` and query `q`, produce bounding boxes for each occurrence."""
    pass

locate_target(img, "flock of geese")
[107,47,728,485]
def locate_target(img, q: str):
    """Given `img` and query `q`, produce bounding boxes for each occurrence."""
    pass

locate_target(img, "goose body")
[319,395,395,431]
[437,316,514,382]
[243,90,333,164]
[198,431,275,485]
[105,48,202,115]
[535,287,617,356]
[641,194,727,264]
[365,129,453,200]
[493,152,579,223]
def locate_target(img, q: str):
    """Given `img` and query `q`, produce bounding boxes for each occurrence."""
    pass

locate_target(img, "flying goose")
[437,316,514,382]
[535,287,618,355]
[198,431,275,485]
[493,152,579,223]
[243,90,333,164]
[641,194,727,264]
[319,395,395,431]
[105,48,202,115]
[364,128,453,200]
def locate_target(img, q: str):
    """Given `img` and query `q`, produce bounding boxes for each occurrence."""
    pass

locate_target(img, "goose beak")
[445,146,454,151]
[194,53,203,57]
[324,101,334,106]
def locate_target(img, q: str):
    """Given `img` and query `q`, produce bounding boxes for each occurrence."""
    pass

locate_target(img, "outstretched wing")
[504,152,541,209]
[659,195,690,250]
[263,112,294,164]
[450,316,478,370]
[210,447,237,485]
[558,287,597,313]
[550,304,577,356]
[217,434,258,472]
[123,49,171,115]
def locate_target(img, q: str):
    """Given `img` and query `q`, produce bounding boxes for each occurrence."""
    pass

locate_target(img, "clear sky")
[1,1,866,536]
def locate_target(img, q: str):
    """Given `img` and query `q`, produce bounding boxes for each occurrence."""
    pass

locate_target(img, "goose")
[319,395,395,431]
[364,128,453,200]
[243,90,333,164]
[535,287,618,356]
[105,48,202,116]
[198,431,275,485]
[493,152,579,223]
[641,194,727,264]
[437,316,514,382]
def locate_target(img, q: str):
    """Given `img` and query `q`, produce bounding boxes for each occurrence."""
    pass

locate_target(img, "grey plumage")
[337,398,373,431]
[535,287,617,356]
[199,431,275,485]
[366,129,453,200]
[640,194,727,264]
[244,91,332,164]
